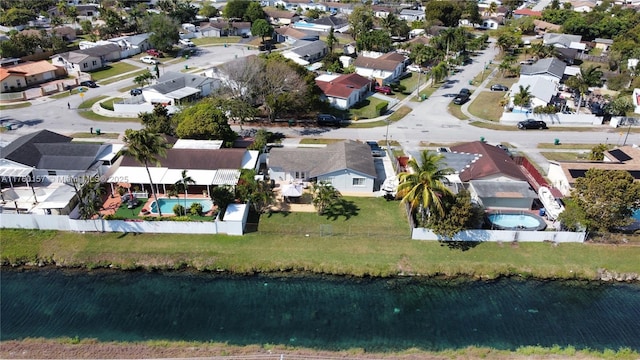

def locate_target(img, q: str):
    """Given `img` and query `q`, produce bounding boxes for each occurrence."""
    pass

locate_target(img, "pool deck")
[100,193,214,218]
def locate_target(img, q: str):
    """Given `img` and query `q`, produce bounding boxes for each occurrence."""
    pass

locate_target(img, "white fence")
[412,228,586,243]
[500,112,603,126]
[0,211,248,236]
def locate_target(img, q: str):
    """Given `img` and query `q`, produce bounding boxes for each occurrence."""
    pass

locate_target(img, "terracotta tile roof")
[316,73,371,98]
[0,61,58,81]
[449,141,527,182]
[379,52,405,62]
[513,8,542,16]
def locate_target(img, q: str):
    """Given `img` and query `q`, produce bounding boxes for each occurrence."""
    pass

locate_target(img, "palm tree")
[397,150,454,222]
[487,2,498,16]
[122,129,169,216]
[174,170,195,216]
[565,66,602,113]
[513,85,532,110]
[311,181,341,215]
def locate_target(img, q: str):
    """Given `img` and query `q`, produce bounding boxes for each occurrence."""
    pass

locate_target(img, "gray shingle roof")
[150,72,211,94]
[312,15,348,27]
[469,180,537,199]
[290,40,328,57]
[36,143,102,171]
[269,140,376,178]
[520,57,566,79]
[0,130,71,167]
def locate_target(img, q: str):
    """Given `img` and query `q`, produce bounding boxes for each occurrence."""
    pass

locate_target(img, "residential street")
[1,42,637,175]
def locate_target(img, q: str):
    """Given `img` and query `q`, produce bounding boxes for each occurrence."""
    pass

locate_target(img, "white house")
[282,39,328,66]
[315,73,372,110]
[398,9,425,22]
[354,52,405,85]
[509,76,558,111]
[519,57,566,84]
[142,72,218,106]
[268,140,378,193]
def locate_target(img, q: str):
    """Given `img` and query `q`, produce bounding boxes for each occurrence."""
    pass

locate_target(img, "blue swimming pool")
[486,211,547,231]
[633,209,640,221]
[149,198,213,214]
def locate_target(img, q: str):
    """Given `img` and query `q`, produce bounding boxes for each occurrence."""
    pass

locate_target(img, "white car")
[140,56,159,64]
[179,39,195,47]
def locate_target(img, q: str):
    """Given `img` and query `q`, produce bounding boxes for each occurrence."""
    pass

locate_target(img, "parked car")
[80,80,97,88]
[452,93,470,105]
[140,56,159,64]
[146,49,164,58]
[374,85,392,95]
[317,114,341,127]
[179,39,195,47]
[366,141,384,157]
[517,119,547,130]
[491,84,509,91]
[459,88,471,96]
[407,64,422,72]
[130,88,142,96]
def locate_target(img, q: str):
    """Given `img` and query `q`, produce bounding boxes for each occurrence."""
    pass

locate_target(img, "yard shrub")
[376,101,389,116]
[103,214,126,220]
[189,202,203,216]
[172,204,185,216]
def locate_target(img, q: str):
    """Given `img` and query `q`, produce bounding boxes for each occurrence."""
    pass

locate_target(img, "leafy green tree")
[72,175,105,220]
[133,70,155,88]
[356,29,392,53]
[397,150,454,222]
[139,104,174,136]
[173,99,237,146]
[199,1,219,18]
[513,85,532,109]
[588,144,608,161]
[145,14,180,52]
[496,31,522,54]
[348,5,374,41]
[430,61,448,85]
[235,169,275,213]
[258,56,307,122]
[311,181,341,215]
[223,0,251,19]
[605,95,633,116]
[464,1,482,26]
[210,186,235,220]
[174,170,195,216]
[99,7,126,38]
[251,19,273,46]
[244,1,265,23]
[122,129,170,216]
[427,189,484,238]
[0,8,36,26]
[326,26,337,53]
[424,0,463,27]
[563,169,640,233]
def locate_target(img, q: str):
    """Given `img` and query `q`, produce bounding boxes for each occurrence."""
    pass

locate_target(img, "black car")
[452,93,470,105]
[366,141,384,157]
[517,119,547,130]
[130,88,142,96]
[80,80,97,88]
[459,88,471,96]
[317,114,341,127]
[491,84,509,91]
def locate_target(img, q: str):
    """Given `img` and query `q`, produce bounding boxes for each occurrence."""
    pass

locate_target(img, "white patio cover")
[0,158,33,178]
[211,169,240,185]
[105,166,167,184]
[241,150,259,170]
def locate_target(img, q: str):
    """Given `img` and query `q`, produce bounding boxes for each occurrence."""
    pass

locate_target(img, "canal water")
[2,269,639,351]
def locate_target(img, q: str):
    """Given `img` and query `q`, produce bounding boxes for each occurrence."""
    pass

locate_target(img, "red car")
[374,85,392,95]
[146,49,164,58]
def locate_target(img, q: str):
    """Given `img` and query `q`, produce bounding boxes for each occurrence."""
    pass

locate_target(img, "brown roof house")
[354,52,406,85]
[264,8,300,26]
[315,73,372,110]
[268,140,377,193]
[445,141,537,210]
[0,60,63,91]
[547,145,640,196]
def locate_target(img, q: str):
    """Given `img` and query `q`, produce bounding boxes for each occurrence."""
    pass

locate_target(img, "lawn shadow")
[323,199,360,221]
[439,240,482,251]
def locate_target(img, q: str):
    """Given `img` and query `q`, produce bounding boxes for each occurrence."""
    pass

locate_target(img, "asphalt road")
[1,42,637,173]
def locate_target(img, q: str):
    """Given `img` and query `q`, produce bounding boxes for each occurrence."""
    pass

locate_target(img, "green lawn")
[349,97,387,120]
[540,151,590,161]
[70,132,120,139]
[299,138,345,144]
[192,37,242,46]
[448,103,469,120]
[468,91,508,121]
[90,63,140,81]
[487,74,519,88]
[100,69,148,86]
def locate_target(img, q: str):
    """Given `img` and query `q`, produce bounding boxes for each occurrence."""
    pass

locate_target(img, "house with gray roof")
[520,57,566,83]
[142,72,218,105]
[543,33,586,51]
[52,43,121,72]
[509,76,558,110]
[108,33,151,57]
[274,27,319,44]
[398,9,425,22]
[268,140,378,193]
[282,39,328,66]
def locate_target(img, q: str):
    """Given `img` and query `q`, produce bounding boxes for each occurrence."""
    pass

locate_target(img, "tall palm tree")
[513,85,532,110]
[397,150,454,222]
[487,2,498,16]
[565,66,601,113]
[122,129,169,216]
[174,169,195,216]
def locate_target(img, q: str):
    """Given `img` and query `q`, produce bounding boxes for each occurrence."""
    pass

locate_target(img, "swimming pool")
[633,209,640,221]
[486,211,547,231]
[149,198,213,214]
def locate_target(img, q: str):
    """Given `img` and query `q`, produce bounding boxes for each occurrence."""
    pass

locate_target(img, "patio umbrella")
[2,188,20,212]
[281,183,303,198]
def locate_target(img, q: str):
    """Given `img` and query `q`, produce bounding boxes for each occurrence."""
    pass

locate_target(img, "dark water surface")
[2,269,639,351]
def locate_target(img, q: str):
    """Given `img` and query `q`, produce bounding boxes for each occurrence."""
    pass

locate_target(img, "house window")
[48,170,56,176]
[352,178,365,186]
[294,171,306,179]
[92,60,97,66]
[83,63,88,69]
